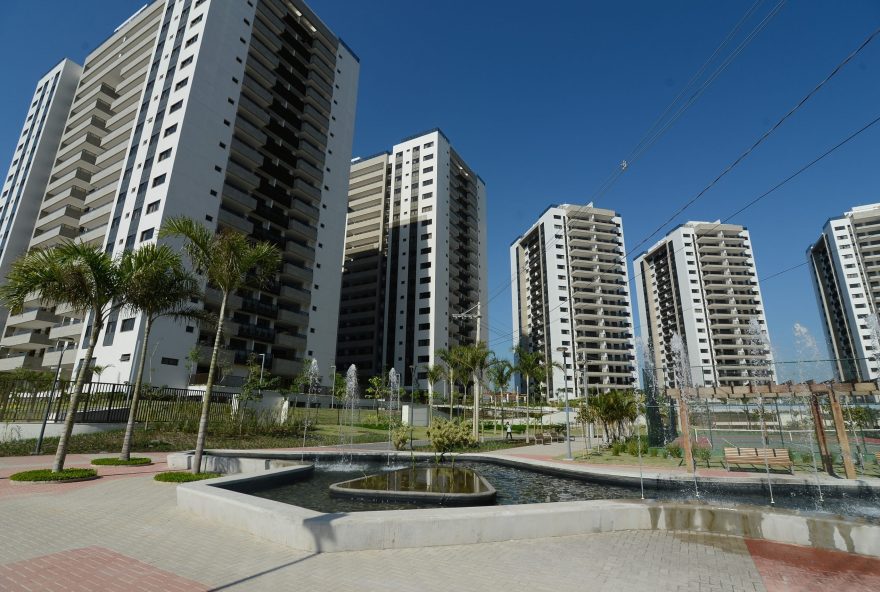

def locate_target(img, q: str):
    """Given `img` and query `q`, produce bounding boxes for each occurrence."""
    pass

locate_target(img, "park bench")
[532,433,552,445]
[875,451,880,465]
[723,447,793,473]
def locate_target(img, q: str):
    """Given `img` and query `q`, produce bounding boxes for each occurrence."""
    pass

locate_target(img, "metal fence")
[0,377,234,425]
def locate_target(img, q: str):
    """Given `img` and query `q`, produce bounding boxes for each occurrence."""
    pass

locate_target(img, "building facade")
[808,203,880,382]
[634,221,775,389]
[510,203,637,401]
[0,0,359,387]
[336,129,488,389]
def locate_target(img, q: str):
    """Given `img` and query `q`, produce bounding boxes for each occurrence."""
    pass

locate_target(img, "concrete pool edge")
[171,451,880,555]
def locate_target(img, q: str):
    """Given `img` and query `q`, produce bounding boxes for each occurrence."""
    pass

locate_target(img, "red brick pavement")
[0,546,206,591]
[0,453,173,499]
[746,539,880,592]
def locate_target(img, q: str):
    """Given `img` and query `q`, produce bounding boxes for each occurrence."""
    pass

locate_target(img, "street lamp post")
[34,339,72,455]
[557,347,573,460]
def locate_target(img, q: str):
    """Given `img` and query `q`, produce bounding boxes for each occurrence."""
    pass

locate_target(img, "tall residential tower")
[336,129,488,388]
[510,203,637,401]
[808,203,880,382]
[634,222,775,388]
[0,0,359,386]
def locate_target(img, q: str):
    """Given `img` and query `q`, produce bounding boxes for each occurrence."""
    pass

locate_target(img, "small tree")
[365,375,386,420]
[236,354,280,435]
[184,346,201,385]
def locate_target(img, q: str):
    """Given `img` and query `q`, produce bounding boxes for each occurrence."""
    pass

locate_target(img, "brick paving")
[0,451,878,591]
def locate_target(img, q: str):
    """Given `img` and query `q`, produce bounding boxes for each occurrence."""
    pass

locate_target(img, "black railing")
[0,377,234,425]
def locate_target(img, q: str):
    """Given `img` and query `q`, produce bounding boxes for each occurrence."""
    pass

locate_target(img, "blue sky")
[2,1,880,380]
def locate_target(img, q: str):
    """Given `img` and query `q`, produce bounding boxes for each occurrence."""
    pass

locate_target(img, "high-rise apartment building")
[510,203,637,401]
[808,203,880,382]
[0,0,359,386]
[336,129,488,387]
[634,221,775,388]
[0,60,81,339]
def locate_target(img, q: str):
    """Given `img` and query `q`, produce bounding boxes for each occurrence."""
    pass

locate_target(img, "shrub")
[665,442,682,459]
[611,441,625,456]
[695,446,712,466]
[649,447,658,457]
[153,471,222,483]
[10,468,97,482]
[661,449,669,459]
[392,425,409,451]
[91,457,152,466]
[427,419,476,454]
[799,451,814,464]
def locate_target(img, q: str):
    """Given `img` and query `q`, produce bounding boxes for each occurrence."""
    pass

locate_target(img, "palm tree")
[117,244,201,461]
[513,346,543,442]
[160,217,280,473]
[424,364,445,426]
[459,342,493,439]
[487,358,513,434]
[436,347,463,419]
[0,242,124,472]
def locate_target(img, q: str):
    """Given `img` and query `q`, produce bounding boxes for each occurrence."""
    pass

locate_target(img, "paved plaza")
[1,451,879,591]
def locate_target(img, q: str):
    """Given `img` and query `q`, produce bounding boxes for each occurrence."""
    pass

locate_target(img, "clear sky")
[2,1,879,381]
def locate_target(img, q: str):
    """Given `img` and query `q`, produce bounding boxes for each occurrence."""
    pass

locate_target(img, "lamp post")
[329,363,336,410]
[34,339,72,455]
[557,346,573,460]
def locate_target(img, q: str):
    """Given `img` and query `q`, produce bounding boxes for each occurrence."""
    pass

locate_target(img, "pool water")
[224,459,880,522]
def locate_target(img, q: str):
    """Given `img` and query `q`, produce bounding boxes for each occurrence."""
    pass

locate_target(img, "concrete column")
[828,390,857,479]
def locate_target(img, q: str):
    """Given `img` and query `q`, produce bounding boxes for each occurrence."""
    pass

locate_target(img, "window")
[418,307,430,314]
[163,124,177,137]
[422,166,433,174]
[423,153,433,161]
[422,179,433,186]
[180,56,193,69]
[190,14,203,26]
[161,357,179,366]
[120,354,131,362]
[175,78,189,90]
[169,99,183,113]
[140,228,154,241]
[151,174,166,187]
[423,142,433,148]
[120,318,136,332]
[158,148,172,161]
[185,35,199,48]
[146,200,160,214]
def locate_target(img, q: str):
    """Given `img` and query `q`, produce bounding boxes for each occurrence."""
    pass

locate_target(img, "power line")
[480,1,784,312]
[486,111,880,349]
[628,24,880,258]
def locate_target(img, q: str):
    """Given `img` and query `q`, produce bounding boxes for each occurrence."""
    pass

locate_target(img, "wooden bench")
[532,433,552,445]
[875,451,880,465]
[723,447,793,473]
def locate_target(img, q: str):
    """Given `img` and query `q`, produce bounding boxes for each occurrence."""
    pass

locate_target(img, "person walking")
[505,422,512,441]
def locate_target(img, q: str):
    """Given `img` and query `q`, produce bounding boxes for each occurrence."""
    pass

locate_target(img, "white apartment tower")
[808,203,880,382]
[510,203,637,401]
[0,0,359,387]
[634,222,775,388]
[336,130,488,387]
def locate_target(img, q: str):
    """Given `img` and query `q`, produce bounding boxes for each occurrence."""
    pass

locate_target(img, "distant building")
[808,203,880,382]
[0,0,359,387]
[336,129,488,389]
[634,221,775,388]
[510,203,637,401]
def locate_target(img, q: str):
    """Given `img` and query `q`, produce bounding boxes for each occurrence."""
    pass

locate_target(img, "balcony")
[0,354,43,372]
[31,225,78,249]
[49,321,84,341]
[36,205,82,232]
[6,309,57,330]
[1,331,53,351]
[237,324,276,342]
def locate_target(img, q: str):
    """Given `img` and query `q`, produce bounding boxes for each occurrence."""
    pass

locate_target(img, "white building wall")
[0,60,81,328]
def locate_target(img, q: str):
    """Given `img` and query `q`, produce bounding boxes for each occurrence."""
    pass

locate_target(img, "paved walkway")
[1,452,879,591]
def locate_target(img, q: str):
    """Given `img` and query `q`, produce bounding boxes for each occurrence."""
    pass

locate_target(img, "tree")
[424,364,445,426]
[160,217,280,473]
[117,244,202,461]
[487,358,513,434]
[458,342,494,439]
[436,347,466,419]
[0,242,124,472]
[513,346,543,441]
[237,353,280,435]
[184,346,201,385]
[365,375,386,420]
